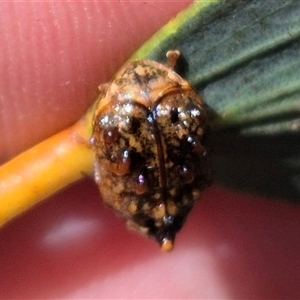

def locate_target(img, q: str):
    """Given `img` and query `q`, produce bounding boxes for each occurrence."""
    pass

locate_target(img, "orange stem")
[0,104,96,227]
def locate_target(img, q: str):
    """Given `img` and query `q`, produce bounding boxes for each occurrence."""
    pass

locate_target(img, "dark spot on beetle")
[187,135,204,155]
[103,127,119,145]
[130,117,141,134]
[180,163,195,184]
[170,107,179,123]
[130,152,146,171]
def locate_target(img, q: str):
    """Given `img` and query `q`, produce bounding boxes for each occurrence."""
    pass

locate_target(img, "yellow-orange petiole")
[0,99,99,228]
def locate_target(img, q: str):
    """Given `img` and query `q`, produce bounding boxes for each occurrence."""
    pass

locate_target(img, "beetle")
[91,50,210,251]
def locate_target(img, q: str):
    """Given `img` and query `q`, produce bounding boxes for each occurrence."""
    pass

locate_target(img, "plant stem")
[0,107,95,227]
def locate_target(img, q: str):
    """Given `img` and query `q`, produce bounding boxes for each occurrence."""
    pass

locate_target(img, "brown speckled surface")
[92,53,210,250]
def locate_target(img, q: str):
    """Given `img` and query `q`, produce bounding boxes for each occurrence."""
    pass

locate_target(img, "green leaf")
[131,0,300,201]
